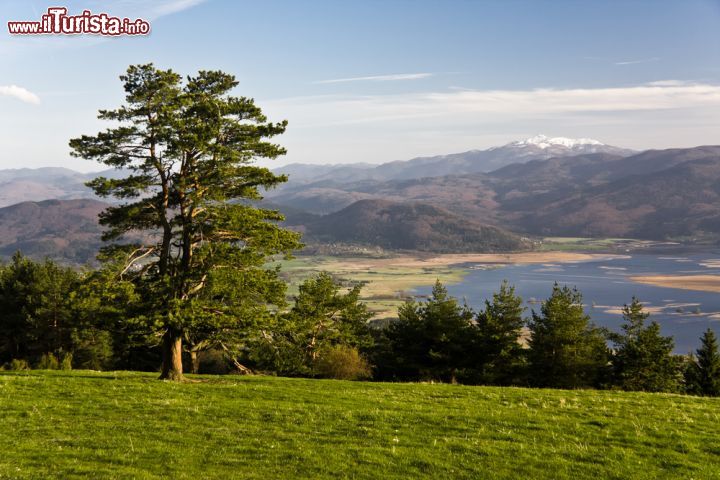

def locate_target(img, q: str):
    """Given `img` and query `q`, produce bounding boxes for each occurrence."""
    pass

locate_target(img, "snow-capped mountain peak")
[510,134,604,150]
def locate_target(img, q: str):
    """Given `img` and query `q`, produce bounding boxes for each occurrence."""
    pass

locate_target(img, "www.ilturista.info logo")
[7,7,150,36]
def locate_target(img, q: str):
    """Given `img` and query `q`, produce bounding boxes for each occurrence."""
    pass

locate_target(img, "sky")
[1,0,719,171]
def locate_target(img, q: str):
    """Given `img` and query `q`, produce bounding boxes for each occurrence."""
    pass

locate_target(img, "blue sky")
[1,0,719,171]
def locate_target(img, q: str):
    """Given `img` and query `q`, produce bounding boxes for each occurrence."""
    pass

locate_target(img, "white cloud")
[615,57,660,66]
[267,82,720,128]
[645,80,693,87]
[259,82,720,165]
[0,85,40,104]
[313,73,434,84]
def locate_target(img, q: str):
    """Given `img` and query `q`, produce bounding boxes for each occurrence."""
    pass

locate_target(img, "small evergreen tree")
[686,328,720,396]
[527,284,608,389]
[376,280,475,383]
[609,298,681,392]
[72,258,143,370]
[250,272,373,376]
[474,280,526,385]
[0,253,80,365]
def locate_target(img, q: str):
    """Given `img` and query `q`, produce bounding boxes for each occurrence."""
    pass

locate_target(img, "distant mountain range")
[268,144,720,241]
[2,137,720,263]
[0,167,125,208]
[0,136,629,209]
[272,135,634,187]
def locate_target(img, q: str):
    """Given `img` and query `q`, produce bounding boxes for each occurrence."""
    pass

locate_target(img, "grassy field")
[537,237,649,252]
[271,255,467,318]
[1,371,719,479]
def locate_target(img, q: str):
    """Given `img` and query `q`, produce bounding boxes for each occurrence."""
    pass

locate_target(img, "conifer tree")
[0,253,80,365]
[70,64,301,380]
[474,280,526,385]
[609,298,681,392]
[686,328,720,396]
[379,280,475,382]
[527,284,608,388]
[250,272,373,376]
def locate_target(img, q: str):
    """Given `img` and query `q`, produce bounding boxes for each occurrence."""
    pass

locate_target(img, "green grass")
[537,237,659,252]
[1,371,719,479]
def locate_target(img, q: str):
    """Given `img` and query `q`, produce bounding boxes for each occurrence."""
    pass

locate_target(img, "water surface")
[416,251,720,353]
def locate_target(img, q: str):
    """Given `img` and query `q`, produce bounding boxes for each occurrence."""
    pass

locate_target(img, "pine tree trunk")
[159,329,184,381]
[190,350,200,374]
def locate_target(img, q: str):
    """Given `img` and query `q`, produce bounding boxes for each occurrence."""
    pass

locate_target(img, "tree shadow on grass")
[0,371,138,381]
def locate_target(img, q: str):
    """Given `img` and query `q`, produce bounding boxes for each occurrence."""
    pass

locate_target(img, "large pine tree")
[70,64,301,380]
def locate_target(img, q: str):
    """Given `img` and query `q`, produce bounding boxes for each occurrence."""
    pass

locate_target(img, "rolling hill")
[298,199,527,252]
[3,143,720,263]
[0,167,127,208]
[1,370,718,479]
[515,152,720,238]
[0,199,109,264]
[0,198,525,264]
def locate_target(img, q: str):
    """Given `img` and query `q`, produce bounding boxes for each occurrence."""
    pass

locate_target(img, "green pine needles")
[69,64,302,380]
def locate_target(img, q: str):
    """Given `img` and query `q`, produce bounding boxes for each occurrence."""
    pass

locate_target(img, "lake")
[416,251,720,353]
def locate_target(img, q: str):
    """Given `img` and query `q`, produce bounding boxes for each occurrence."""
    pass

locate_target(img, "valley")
[2,137,719,351]
[271,250,621,319]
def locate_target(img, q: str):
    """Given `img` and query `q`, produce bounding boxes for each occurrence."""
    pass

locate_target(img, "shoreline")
[281,251,628,318]
[629,275,720,293]
[320,251,628,271]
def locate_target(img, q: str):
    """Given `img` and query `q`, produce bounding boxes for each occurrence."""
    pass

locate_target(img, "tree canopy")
[69,64,302,380]
[527,284,609,389]
[609,298,681,392]
[686,328,720,396]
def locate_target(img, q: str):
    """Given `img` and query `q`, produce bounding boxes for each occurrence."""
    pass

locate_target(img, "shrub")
[7,359,30,371]
[197,349,233,375]
[60,353,73,371]
[36,353,60,370]
[315,345,372,380]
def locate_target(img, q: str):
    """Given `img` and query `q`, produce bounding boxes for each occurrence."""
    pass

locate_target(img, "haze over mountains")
[0,167,125,208]
[1,136,719,263]
[274,135,635,186]
[269,141,720,241]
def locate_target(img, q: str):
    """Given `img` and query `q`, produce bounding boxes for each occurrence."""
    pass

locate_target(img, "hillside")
[0,198,523,264]
[300,199,527,252]
[1,370,718,479]
[0,199,109,263]
[270,146,720,242]
[518,154,720,238]
[5,145,720,258]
